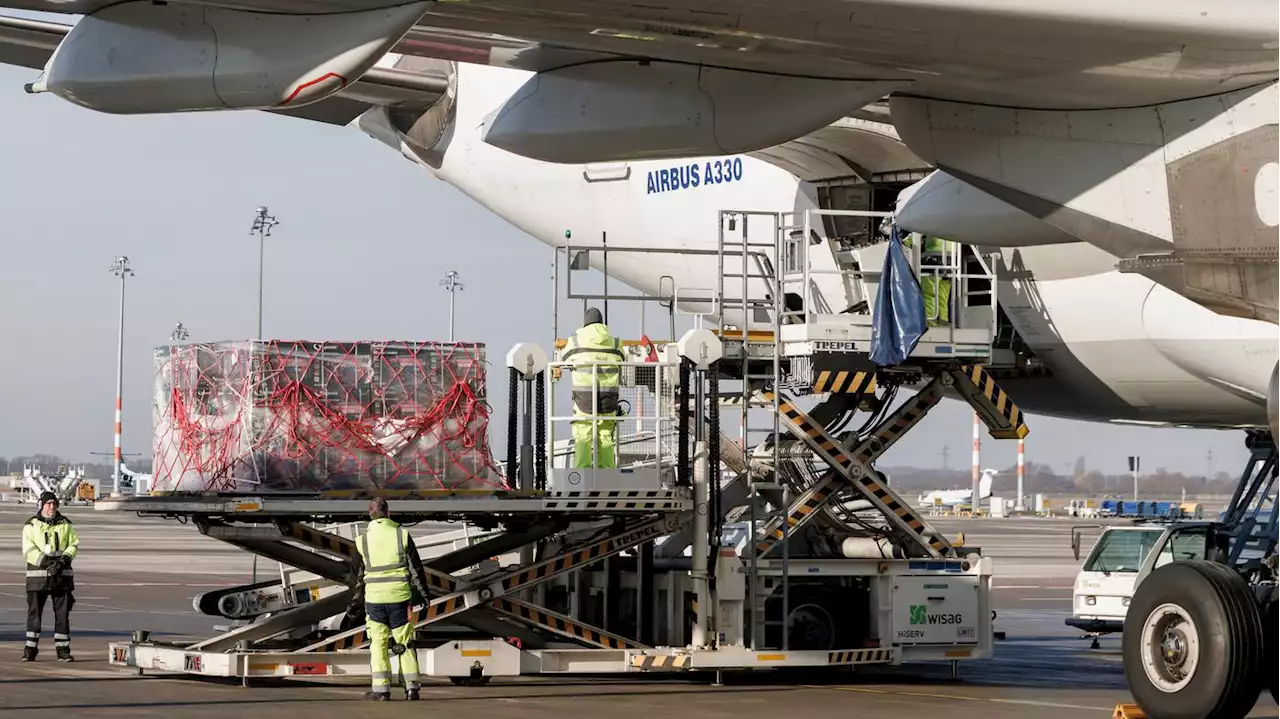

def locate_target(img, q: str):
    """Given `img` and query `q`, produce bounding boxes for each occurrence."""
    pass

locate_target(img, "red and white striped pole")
[109,257,133,496]
[971,411,981,514]
[1016,437,1026,511]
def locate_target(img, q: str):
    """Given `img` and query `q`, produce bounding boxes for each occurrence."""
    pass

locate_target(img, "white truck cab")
[1066,522,1210,644]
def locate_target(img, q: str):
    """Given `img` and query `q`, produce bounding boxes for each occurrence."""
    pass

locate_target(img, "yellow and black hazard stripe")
[951,365,1029,440]
[811,369,877,397]
[545,489,683,510]
[828,648,893,664]
[305,517,669,653]
[306,594,471,653]
[851,376,946,465]
[766,390,952,558]
[418,567,459,593]
[630,654,692,670]
[502,544,607,592]
[490,597,642,650]
[284,523,359,560]
[502,515,668,593]
[755,473,843,556]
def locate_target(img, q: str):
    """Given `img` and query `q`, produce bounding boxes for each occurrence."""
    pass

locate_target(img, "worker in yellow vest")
[352,498,428,700]
[22,491,79,662]
[904,233,954,327]
[561,307,625,468]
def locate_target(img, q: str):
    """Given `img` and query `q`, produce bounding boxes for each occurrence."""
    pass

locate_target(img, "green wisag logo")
[909,605,927,625]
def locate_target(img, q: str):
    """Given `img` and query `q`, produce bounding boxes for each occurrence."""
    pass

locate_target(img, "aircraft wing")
[0,14,451,125]
[0,13,928,180]
[5,0,1274,111]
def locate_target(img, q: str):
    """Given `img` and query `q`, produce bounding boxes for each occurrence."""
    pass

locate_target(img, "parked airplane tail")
[979,469,996,499]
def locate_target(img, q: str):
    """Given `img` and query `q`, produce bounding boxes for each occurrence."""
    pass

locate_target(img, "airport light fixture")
[249,206,280,339]
[109,256,134,494]
[440,270,465,342]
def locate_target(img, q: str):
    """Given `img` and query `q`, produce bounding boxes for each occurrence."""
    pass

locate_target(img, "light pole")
[171,322,189,342]
[248,205,278,587]
[109,256,133,495]
[440,270,465,341]
[249,206,279,339]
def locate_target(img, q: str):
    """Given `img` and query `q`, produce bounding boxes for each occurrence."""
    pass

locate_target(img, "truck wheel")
[1122,561,1264,719]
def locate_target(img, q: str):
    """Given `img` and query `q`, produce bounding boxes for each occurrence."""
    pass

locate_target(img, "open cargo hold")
[152,340,502,493]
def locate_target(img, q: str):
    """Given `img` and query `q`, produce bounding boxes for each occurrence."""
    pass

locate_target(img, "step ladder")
[716,209,798,650]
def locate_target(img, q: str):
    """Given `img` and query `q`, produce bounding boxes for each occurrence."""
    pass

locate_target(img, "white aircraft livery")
[5,3,1273,434]
[0,4,1277,718]
[918,469,997,510]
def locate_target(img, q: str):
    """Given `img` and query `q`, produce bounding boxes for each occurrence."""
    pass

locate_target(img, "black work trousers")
[26,590,73,653]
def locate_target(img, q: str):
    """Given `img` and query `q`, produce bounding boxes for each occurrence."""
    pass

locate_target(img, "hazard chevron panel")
[827,648,894,664]
[284,523,359,560]
[763,389,952,558]
[811,369,876,397]
[949,366,1030,440]
[543,490,686,511]
[630,654,692,670]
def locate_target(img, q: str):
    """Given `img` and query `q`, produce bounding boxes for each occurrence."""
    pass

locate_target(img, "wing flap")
[0,15,62,70]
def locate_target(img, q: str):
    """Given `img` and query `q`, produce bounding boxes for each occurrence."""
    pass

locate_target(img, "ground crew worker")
[561,307,625,468]
[22,491,79,662]
[351,498,427,701]
[904,233,955,326]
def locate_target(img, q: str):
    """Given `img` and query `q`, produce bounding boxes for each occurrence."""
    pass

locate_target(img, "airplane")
[8,25,1270,434]
[0,3,1276,717]
[917,468,996,510]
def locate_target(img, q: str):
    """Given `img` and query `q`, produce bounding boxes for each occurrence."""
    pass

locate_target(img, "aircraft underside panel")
[30,0,428,113]
[889,83,1279,325]
[479,60,906,164]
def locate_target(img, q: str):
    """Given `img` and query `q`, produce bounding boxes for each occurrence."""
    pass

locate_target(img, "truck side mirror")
[1071,530,1081,561]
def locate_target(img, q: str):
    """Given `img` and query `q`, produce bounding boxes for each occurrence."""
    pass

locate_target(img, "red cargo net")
[152,340,505,493]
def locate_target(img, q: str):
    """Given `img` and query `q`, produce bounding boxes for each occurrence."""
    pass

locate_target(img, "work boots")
[405,689,421,701]
[364,691,390,701]
[56,647,74,663]
[21,647,36,662]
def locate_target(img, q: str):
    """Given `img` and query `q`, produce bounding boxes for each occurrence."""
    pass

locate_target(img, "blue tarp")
[869,226,927,367]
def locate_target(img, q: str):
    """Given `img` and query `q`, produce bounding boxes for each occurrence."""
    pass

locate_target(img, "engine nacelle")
[480,60,904,164]
[31,1,428,113]
[895,171,1080,247]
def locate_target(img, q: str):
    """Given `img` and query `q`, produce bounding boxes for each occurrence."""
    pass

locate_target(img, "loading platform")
[97,207,1033,688]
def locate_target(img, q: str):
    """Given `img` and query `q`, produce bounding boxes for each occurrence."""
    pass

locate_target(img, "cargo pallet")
[97,207,1033,687]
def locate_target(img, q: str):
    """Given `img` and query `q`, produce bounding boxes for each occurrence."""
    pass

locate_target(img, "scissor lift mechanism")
[95,355,1027,684]
[96,207,1033,685]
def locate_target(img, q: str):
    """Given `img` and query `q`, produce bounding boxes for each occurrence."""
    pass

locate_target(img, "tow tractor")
[90,208,1033,685]
[1067,521,1167,647]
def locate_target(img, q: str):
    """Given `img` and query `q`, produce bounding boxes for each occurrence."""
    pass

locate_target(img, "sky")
[0,59,1256,480]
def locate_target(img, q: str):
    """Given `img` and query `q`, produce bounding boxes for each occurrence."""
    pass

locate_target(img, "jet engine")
[1269,362,1279,441]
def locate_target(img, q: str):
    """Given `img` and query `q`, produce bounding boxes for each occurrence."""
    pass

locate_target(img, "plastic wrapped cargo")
[152,340,503,493]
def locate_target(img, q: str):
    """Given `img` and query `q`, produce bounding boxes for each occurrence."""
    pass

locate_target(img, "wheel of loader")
[1266,598,1278,704]
[1121,560,1265,719]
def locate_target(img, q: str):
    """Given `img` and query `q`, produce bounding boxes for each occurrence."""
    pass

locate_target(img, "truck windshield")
[1084,529,1163,573]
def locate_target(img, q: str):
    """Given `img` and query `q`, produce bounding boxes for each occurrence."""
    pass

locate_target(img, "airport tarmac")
[0,504,1274,718]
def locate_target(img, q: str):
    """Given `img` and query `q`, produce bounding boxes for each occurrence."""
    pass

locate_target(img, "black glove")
[58,556,72,569]
[340,604,365,630]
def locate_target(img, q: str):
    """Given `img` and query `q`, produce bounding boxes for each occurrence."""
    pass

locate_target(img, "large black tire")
[1122,561,1265,719]
[1265,599,1278,704]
